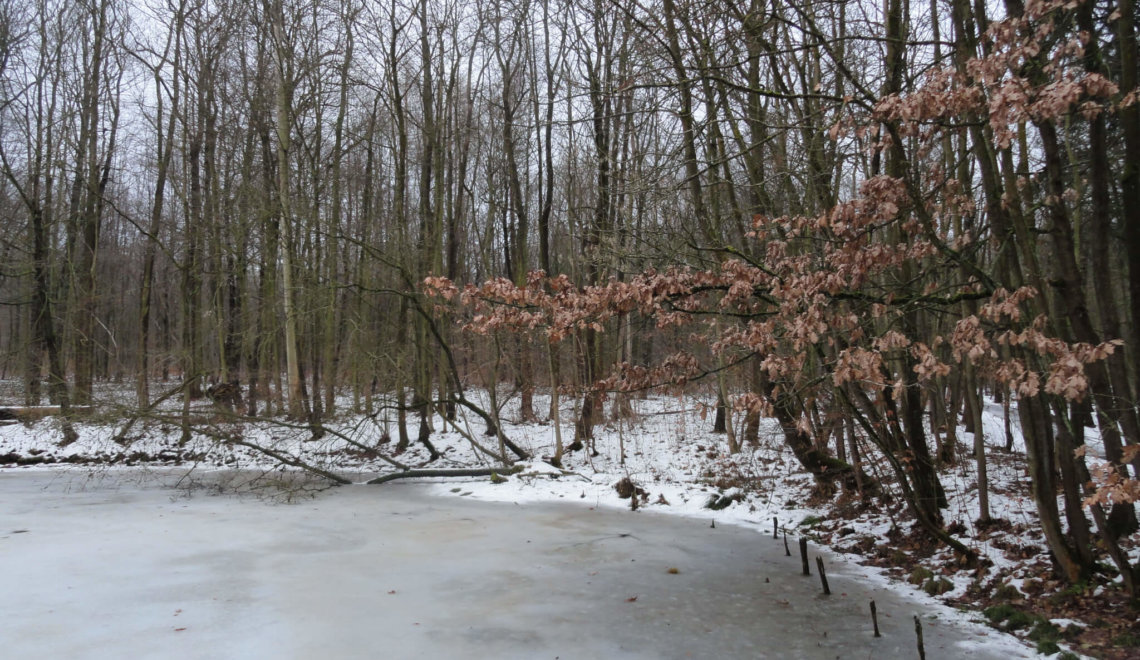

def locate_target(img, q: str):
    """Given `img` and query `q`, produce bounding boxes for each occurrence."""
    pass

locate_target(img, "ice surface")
[1,469,1033,659]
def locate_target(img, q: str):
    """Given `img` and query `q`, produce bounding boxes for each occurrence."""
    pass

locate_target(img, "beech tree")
[421,0,1140,594]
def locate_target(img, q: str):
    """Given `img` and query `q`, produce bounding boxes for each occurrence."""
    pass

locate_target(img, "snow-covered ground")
[2,383,1134,658]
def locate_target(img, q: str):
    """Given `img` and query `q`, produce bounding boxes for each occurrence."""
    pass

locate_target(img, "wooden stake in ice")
[915,615,926,660]
[816,556,830,595]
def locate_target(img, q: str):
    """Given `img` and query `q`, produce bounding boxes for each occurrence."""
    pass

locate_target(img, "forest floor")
[1,382,1138,658]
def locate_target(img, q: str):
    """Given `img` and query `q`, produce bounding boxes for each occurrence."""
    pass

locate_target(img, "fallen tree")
[364,464,524,485]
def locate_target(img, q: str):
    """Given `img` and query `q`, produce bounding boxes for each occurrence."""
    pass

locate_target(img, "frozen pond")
[1,469,1026,659]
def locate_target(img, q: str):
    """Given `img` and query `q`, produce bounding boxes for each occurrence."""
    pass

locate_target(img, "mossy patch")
[704,491,743,510]
[1027,619,1060,653]
[908,567,934,586]
[923,577,954,596]
[982,603,1041,632]
[991,582,1021,601]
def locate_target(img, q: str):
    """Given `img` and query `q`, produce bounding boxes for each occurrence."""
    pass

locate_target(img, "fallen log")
[214,437,353,485]
[0,406,95,421]
[363,464,523,485]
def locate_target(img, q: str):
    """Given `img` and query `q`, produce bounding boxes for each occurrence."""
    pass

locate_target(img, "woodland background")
[0,0,1138,599]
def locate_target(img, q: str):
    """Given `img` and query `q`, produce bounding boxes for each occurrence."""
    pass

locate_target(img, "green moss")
[1034,640,1060,655]
[908,567,934,586]
[992,583,1021,601]
[710,495,741,510]
[1113,632,1140,648]
[1004,610,1037,632]
[799,515,825,526]
[923,578,954,596]
[1058,581,1088,596]
[1056,652,1079,660]
[1027,620,1059,644]
[1048,581,1088,607]
[982,604,1039,632]
[983,603,1017,623]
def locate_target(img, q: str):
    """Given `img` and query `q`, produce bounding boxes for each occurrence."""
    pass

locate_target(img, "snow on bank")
[1,385,1120,657]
